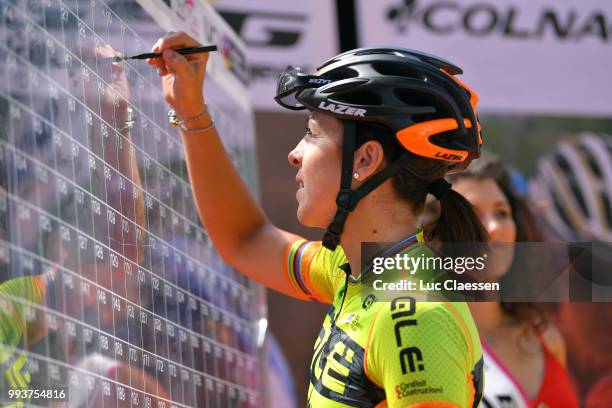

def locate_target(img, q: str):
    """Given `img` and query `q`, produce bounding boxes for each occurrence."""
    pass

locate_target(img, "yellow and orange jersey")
[285,231,484,408]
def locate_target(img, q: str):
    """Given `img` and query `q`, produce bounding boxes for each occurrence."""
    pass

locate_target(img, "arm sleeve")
[365,301,480,408]
[284,240,347,304]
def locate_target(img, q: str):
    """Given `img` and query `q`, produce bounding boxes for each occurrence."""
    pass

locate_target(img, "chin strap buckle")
[323,189,360,250]
[336,189,359,213]
[322,230,341,250]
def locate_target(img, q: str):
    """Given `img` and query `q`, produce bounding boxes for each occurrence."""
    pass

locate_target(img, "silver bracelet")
[168,105,209,128]
[180,120,215,133]
[118,106,135,131]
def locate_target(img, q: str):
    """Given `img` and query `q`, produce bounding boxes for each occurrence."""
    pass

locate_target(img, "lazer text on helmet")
[318,101,367,117]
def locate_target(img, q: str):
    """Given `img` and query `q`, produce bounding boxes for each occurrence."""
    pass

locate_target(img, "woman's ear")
[353,140,386,181]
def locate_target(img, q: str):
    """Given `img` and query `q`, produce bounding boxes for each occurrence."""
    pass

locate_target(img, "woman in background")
[529,133,612,406]
[425,156,580,407]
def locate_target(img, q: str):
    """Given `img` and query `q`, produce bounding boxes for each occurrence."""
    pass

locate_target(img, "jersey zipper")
[307,268,351,406]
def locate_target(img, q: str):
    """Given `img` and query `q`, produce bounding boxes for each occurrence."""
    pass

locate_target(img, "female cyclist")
[149,31,487,407]
[438,157,580,407]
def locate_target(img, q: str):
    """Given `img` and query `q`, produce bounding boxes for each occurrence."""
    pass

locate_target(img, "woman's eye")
[495,208,511,219]
[304,126,313,136]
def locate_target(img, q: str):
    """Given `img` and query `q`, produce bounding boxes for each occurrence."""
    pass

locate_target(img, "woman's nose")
[483,215,500,238]
[288,143,302,168]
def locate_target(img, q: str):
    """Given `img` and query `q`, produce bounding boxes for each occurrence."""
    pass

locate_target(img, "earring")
[353,172,359,180]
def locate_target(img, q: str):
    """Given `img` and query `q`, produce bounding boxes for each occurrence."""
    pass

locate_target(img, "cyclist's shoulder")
[287,239,348,303]
[307,242,347,279]
[370,298,468,322]
[310,241,348,267]
[367,299,477,347]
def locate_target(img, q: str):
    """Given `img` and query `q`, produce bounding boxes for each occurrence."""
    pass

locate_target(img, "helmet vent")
[393,88,439,108]
[325,67,359,80]
[578,145,602,178]
[354,49,403,57]
[602,193,612,228]
[571,183,588,217]
[555,154,571,173]
[555,154,588,216]
[333,90,382,106]
[371,62,424,79]
[551,191,572,231]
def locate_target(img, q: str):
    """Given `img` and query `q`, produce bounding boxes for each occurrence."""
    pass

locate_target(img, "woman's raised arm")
[148,32,304,298]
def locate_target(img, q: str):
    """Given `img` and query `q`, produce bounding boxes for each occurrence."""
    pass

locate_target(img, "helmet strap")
[322,121,413,250]
[323,120,357,250]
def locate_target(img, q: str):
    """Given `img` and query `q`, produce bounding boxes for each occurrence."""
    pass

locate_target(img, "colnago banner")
[356,0,612,116]
[214,0,340,111]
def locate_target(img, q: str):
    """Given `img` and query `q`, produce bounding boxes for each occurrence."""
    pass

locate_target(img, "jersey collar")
[340,229,424,283]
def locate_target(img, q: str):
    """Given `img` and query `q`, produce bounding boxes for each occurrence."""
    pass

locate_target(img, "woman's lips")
[295,175,304,198]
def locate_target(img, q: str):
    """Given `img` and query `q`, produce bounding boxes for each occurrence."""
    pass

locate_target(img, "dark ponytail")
[354,123,489,246]
[430,188,488,243]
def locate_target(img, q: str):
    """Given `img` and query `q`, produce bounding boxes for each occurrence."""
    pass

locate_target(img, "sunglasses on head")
[274,65,333,110]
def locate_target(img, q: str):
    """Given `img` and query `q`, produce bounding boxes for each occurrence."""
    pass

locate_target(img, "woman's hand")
[97,44,131,126]
[148,31,209,119]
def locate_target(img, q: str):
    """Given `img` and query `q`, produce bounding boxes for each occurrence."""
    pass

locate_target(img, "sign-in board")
[0,0,263,406]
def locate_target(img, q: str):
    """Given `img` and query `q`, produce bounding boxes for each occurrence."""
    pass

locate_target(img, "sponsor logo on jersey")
[308,306,385,405]
[362,294,376,310]
[391,296,425,374]
[340,313,356,325]
[395,379,443,400]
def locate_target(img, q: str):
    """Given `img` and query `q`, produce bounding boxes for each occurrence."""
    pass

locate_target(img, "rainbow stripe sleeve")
[284,240,333,303]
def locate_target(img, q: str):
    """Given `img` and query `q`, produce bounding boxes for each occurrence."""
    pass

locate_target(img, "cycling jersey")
[285,231,484,408]
[0,274,48,407]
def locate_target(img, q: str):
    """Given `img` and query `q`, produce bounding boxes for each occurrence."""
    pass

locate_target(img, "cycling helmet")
[275,47,483,249]
[529,133,612,242]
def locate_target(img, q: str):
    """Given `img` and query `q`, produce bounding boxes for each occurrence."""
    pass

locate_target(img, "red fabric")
[532,344,580,408]
[585,374,612,408]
